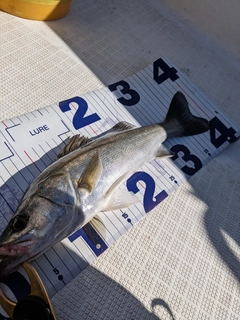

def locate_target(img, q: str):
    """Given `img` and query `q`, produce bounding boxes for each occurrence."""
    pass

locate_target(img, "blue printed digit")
[127,171,168,213]
[59,97,101,130]
[153,58,179,85]
[121,212,132,224]
[68,226,108,257]
[122,212,128,219]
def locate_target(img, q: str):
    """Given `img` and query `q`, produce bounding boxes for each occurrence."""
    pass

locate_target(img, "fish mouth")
[0,240,34,258]
[0,240,35,277]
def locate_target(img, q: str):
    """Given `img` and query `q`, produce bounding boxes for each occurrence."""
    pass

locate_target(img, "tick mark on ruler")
[24,151,41,173]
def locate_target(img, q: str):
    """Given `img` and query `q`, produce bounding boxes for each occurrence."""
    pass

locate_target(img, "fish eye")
[11,214,29,231]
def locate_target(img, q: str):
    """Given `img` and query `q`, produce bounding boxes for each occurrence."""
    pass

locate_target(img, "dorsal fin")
[110,121,136,132]
[91,121,136,141]
[57,135,92,159]
[57,122,135,159]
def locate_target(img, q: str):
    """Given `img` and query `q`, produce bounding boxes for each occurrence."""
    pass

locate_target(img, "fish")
[0,91,209,276]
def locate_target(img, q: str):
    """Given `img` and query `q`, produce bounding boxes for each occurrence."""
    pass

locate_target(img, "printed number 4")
[153,58,179,85]
[210,116,237,148]
[59,97,101,130]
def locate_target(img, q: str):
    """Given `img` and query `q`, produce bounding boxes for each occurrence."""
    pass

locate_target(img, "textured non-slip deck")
[1,1,240,319]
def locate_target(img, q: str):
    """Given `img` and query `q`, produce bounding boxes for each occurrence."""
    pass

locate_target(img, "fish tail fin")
[161,91,209,138]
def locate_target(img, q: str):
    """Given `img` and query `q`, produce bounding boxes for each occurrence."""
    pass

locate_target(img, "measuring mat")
[0,57,239,316]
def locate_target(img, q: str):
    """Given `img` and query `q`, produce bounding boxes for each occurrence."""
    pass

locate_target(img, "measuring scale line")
[24,150,42,173]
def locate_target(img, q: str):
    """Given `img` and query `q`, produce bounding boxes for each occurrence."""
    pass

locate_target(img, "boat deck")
[1,1,240,319]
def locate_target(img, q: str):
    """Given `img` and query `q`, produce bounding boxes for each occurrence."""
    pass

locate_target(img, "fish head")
[0,187,75,277]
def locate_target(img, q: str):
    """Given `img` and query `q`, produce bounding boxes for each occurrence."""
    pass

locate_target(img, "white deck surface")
[1,1,240,319]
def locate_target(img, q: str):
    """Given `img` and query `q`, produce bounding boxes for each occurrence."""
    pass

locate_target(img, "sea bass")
[0,92,209,276]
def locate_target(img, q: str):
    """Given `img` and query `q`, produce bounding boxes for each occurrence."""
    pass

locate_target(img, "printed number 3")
[59,97,101,130]
[171,144,202,175]
[108,80,140,106]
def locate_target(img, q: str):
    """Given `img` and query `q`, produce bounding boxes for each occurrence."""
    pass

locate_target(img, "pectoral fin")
[78,152,103,193]
[103,186,139,212]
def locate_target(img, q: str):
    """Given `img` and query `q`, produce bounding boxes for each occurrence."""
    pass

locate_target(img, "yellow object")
[0,262,56,319]
[0,0,72,21]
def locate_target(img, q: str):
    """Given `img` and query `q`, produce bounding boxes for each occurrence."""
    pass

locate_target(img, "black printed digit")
[210,116,237,148]
[171,144,202,175]
[153,58,179,85]
[127,171,168,213]
[108,80,140,106]
[59,97,101,130]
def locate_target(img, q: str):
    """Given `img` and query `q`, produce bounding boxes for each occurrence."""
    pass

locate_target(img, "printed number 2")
[59,97,101,130]
[127,171,168,213]
[108,80,140,106]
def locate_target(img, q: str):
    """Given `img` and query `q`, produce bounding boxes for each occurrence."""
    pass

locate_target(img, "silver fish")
[0,92,209,276]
